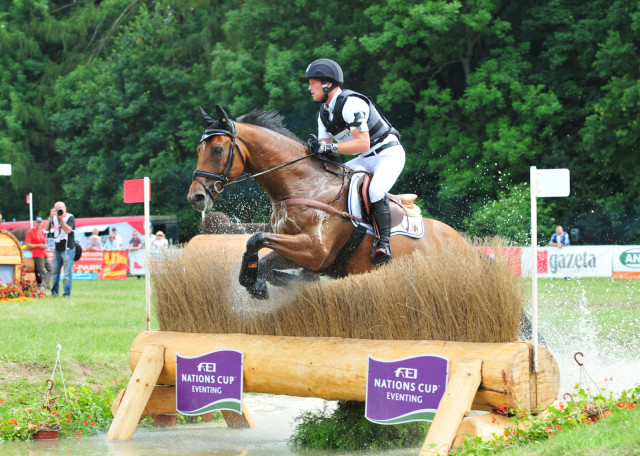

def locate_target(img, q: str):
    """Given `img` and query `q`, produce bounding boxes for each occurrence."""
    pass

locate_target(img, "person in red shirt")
[25,216,52,291]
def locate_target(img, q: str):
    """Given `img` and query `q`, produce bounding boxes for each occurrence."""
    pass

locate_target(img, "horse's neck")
[239,125,343,203]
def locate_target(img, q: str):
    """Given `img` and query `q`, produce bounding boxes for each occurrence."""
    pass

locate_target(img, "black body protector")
[319,89,400,147]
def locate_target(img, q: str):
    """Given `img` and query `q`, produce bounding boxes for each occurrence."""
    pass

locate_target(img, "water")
[1,395,415,455]
[535,279,640,398]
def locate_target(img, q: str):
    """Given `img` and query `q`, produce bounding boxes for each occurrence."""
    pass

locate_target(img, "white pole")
[28,193,33,228]
[530,166,538,372]
[144,177,151,331]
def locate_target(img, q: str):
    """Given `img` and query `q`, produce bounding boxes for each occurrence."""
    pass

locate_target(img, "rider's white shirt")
[317,89,398,152]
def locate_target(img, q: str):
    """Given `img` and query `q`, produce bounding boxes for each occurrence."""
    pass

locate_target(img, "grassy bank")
[1,278,148,403]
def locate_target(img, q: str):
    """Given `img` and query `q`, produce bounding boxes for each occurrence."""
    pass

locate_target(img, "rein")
[192,123,353,203]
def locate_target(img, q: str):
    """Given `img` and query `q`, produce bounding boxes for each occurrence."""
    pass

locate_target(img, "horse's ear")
[198,106,216,126]
[215,104,232,128]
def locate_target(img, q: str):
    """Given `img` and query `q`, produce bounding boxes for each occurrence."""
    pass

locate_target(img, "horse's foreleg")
[239,231,327,299]
[258,251,318,287]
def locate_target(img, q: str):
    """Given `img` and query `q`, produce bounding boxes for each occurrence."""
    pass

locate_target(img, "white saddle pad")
[347,172,424,239]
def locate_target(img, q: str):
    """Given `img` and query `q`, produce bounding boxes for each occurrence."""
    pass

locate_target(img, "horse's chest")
[271,207,330,235]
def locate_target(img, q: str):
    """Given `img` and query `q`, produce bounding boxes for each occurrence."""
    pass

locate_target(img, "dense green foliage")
[1,0,639,243]
[290,400,430,450]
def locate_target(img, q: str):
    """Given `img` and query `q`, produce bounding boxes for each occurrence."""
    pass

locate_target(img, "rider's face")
[308,78,328,103]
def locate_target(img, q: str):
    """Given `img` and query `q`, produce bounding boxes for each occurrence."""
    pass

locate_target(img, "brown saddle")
[358,173,419,226]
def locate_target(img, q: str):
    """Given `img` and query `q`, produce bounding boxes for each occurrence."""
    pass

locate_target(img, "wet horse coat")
[187,105,465,299]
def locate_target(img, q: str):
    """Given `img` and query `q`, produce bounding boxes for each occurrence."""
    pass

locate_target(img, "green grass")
[0,278,149,403]
[501,408,640,456]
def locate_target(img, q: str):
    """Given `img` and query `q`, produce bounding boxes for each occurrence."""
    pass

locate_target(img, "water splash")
[536,279,640,398]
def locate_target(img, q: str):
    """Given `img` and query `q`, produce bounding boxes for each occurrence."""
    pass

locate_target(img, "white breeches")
[345,143,405,203]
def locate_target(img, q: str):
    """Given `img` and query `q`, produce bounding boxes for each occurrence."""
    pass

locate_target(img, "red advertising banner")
[477,246,522,277]
[99,251,129,280]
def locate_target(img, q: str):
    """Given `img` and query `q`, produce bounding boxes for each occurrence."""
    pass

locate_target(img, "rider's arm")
[325,129,370,155]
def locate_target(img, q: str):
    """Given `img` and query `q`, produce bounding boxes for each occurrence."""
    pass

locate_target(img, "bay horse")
[187,105,466,299]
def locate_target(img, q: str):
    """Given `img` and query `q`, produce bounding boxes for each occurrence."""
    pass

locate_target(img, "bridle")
[191,122,350,204]
[191,119,246,202]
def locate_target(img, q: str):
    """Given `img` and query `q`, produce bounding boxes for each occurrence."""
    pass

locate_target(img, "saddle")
[357,173,421,225]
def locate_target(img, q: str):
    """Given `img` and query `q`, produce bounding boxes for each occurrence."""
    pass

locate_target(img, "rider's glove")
[311,139,338,155]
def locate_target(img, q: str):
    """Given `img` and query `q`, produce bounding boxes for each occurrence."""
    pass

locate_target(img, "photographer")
[44,202,76,297]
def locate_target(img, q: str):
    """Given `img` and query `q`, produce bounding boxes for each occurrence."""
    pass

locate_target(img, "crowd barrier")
[22,249,165,280]
[22,244,640,280]
[481,245,640,279]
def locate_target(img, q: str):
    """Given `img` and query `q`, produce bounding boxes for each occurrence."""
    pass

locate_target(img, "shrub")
[290,400,430,451]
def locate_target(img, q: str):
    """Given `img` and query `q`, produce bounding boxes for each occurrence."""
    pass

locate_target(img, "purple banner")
[365,354,448,424]
[176,349,243,415]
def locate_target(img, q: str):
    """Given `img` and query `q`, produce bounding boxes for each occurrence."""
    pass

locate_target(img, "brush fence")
[108,330,559,454]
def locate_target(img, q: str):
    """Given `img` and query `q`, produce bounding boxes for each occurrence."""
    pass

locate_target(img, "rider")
[300,58,406,265]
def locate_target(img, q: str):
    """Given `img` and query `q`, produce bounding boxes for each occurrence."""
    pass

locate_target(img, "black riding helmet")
[300,59,343,102]
[299,59,344,85]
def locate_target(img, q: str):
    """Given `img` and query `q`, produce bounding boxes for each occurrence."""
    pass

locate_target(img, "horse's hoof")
[249,278,269,300]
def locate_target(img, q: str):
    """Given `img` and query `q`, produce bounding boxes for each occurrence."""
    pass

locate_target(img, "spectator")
[103,233,121,251]
[25,216,51,292]
[549,225,570,248]
[126,231,143,251]
[85,233,102,251]
[0,211,5,230]
[111,227,123,246]
[45,201,76,297]
[151,231,168,249]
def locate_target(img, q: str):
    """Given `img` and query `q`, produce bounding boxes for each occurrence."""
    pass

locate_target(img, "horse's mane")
[237,110,302,143]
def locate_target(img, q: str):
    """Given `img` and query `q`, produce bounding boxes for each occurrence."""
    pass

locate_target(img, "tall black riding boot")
[370,197,392,265]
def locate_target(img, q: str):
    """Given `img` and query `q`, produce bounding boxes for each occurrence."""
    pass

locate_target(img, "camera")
[56,209,63,217]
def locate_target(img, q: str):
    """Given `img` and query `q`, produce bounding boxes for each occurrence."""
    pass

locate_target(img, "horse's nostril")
[194,194,204,202]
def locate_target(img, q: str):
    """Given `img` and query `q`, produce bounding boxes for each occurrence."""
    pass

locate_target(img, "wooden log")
[129,331,560,411]
[107,344,165,441]
[452,412,512,449]
[186,234,250,257]
[221,403,255,429]
[421,358,482,455]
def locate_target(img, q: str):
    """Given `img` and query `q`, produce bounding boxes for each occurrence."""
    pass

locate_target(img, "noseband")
[191,121,246,201]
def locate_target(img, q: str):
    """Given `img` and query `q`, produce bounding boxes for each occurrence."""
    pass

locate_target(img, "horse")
[187,105,467,299]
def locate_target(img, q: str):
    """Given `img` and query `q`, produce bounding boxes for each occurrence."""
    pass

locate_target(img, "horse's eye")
[213,145,223,154]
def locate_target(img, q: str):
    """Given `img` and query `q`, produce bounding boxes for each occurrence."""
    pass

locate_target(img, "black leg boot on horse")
[239,232,269,299]
[370,197,392,265]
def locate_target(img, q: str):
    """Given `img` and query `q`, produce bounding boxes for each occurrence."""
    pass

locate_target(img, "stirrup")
[370,240,391,265]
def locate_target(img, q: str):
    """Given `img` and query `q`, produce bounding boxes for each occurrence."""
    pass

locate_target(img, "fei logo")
[197,362,216,373]
[394,367,418,379]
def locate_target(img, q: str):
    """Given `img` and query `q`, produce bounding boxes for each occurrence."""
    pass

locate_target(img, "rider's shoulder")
[341,92,369,113]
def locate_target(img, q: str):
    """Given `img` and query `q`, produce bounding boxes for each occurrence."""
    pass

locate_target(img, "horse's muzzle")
[187,186,208,212]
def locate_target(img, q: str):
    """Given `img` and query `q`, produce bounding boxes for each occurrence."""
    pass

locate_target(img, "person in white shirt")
[152,231,168,249]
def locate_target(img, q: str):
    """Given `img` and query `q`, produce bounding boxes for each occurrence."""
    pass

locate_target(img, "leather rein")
[192,124,363,222]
